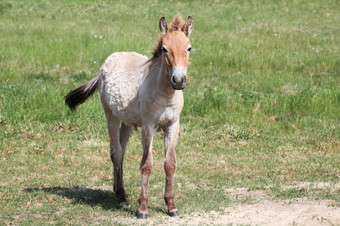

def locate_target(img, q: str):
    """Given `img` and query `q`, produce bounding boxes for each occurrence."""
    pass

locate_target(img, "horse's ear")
[159,17,168,37]
[181,16,194,37]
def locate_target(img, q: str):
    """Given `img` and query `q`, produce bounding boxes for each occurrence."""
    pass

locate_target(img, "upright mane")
[151,15,185,59]
[168,14,185,32]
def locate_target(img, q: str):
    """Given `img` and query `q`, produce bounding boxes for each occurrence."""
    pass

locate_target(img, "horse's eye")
[187,47,192,52]
[162,46,168,53]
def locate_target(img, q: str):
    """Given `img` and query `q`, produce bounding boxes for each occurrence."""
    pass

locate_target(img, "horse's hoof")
[119,201,129,208]
[169,210,179,217]
[137,213,148,219]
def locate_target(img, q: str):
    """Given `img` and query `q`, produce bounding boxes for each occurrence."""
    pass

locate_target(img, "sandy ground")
[155,198,340,225]
[118,183,340,225]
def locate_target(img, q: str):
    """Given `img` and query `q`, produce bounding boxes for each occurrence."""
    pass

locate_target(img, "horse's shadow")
[24,186,136,215]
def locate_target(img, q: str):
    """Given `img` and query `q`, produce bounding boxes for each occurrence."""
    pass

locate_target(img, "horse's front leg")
[137,125,155,219]
[163,120,180,217]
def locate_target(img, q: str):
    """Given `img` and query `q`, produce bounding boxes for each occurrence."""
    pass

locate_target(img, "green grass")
[1,0,339,224]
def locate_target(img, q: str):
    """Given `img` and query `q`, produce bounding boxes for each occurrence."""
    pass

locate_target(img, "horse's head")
[159,15,194,90]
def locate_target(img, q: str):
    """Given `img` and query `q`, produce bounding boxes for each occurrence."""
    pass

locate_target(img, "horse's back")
[99,52,148,126]
[102,52,148,75]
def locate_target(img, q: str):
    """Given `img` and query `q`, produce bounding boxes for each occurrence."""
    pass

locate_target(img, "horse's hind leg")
[163,120,180,217]
[102,102,128,206]
[119,123,133,158]
[118,122,133,204]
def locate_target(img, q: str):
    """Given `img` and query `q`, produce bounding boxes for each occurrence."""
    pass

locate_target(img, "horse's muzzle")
[171,66,187,90]
[171,75,187,90]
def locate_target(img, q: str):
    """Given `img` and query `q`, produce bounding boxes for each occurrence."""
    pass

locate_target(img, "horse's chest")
[156,106,180,130]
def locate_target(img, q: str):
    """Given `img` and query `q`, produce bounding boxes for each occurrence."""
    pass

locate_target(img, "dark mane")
[151,15,185,59]
[151,37,163,59]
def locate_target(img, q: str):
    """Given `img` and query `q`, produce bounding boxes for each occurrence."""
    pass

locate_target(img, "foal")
[65,15,194,219]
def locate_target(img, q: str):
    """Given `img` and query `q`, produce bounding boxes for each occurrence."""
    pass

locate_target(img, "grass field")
[1,0,339,224]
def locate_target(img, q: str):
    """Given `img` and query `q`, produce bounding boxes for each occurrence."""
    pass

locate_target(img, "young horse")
[65,15,193,219]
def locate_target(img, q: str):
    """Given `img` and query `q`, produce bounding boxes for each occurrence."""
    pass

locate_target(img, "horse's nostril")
[171,76,176,84]
[172,76,179,84]
[172,76,186,84]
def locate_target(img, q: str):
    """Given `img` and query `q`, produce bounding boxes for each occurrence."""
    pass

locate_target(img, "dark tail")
[65,76,99,111]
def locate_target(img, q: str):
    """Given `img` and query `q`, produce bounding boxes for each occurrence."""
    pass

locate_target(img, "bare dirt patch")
[155,198,339,226]
[121,183,340,225]
[107,198,339,225]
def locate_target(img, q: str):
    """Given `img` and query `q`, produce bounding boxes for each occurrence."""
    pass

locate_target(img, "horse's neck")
[149,56,177,98]
[143,56,183,110]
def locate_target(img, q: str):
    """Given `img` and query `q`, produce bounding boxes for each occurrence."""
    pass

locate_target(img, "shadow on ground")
[24,187,136,215]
